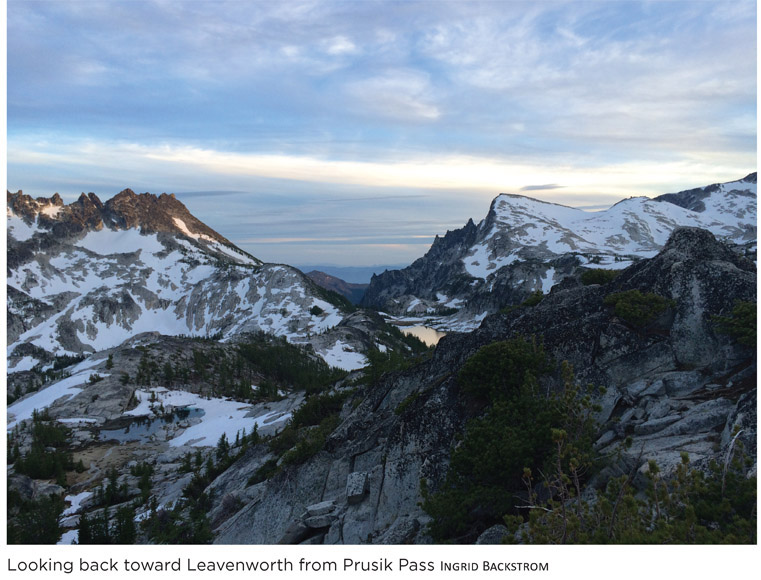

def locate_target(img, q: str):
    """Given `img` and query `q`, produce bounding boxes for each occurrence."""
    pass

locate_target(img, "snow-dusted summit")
[7,189,365,371]
[362,173,756,329]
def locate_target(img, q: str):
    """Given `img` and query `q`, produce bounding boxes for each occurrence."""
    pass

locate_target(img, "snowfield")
[124,388,294,447]
[8,366,110,430]
[463,179,756,280]
[7,222,349,367]
[317,340,368,371]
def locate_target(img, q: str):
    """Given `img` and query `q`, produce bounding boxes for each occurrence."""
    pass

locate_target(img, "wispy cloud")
[346,69,441,121]
[520,184,565,192]
[7,0,756,266]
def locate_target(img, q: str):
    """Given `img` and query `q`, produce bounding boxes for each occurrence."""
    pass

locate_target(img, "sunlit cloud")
[8,137,752,204]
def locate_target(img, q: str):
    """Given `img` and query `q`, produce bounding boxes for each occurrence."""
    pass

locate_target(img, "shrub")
[603,289,674,327]
[247,458,280,486]
[290,392,346,429]
[457,337,551,403]
[713,300,756,347]
[281,414,340,466]
[421,338,594,542]
[500,290,546,314]
[509,441,756,544]
[580,268,620,286]
[521,290,545,307]
[395,391,421,416]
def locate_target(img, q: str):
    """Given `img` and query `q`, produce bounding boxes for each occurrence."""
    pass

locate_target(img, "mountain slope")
[306,270,368,304]
[361,174,756,329]
[7,189,369,371]
[209,227,756,544]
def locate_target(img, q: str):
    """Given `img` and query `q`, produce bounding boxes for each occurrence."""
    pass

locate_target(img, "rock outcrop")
[211,228,755,544]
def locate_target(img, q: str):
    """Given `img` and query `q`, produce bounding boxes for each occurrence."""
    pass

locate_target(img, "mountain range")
[5,174,757,546]
[362,173,757,330]
[7,189,412,375]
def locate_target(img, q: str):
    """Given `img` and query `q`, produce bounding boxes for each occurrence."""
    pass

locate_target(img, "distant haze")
[297,265,406,285]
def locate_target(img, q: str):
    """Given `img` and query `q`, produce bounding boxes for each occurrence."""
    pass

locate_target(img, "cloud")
[6,0,756,266]
[9,136,753,204]
[324,35,359,55]
[346,70,441,121]
[520,184,565,192]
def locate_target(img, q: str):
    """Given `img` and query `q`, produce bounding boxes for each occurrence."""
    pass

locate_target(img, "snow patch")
[123,388,292,448]
[7,215,40,242]
[62,491,93,516]
[172,217,216,243]
[540,268,556,294]
[318,341,368,371]
[75,229,165,255]
[40,205,62,218]
[9,356,38,372]
[57,529,79,545]
[7,371,94,429]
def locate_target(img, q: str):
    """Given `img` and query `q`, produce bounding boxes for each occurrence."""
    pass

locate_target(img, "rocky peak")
[66,193,105,230]
[101,189,232,244]
[7,190,64,222]
[8,187,239,247]
[654,173,757,213]
[660,227,744,263]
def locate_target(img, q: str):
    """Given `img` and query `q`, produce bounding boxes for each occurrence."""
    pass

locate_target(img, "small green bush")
[281,414,340,466]
[522,290,545,307]
[500,290,545,314]
[508,442,756,544]
[580,268,620,286]
[713,300,756,347]
[247,458,280,486]
[290,392,346,429]
[395,391,421,416]
[457,337,551,403]
[603,290,674,327]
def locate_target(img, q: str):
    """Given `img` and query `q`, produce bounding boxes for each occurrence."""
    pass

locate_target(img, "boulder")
[346,472,368,504]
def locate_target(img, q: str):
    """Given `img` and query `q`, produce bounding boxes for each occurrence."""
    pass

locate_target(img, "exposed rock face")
[361,175,757,330]
[211,228,755,544]
[361,218,479,316]
[8,189,239,247]
[654,172,756,215]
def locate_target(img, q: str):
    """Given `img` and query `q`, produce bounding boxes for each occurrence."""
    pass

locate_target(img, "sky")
[6,0,757,268]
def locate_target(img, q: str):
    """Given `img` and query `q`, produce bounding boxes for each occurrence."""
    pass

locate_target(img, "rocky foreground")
[209,228,755,543]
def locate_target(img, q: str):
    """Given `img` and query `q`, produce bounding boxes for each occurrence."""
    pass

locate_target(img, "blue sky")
[6,0,757,267]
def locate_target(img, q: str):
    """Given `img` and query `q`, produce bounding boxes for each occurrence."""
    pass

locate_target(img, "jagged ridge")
[361,174,757,328]
[6,189,379,372]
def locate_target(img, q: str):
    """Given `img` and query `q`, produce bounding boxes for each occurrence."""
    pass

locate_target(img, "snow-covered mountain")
[7,189,372,372]
[362,173,757,329]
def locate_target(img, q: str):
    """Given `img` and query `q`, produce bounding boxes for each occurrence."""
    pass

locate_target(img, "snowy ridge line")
[8,210,351,368]
[462,176,756,280]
